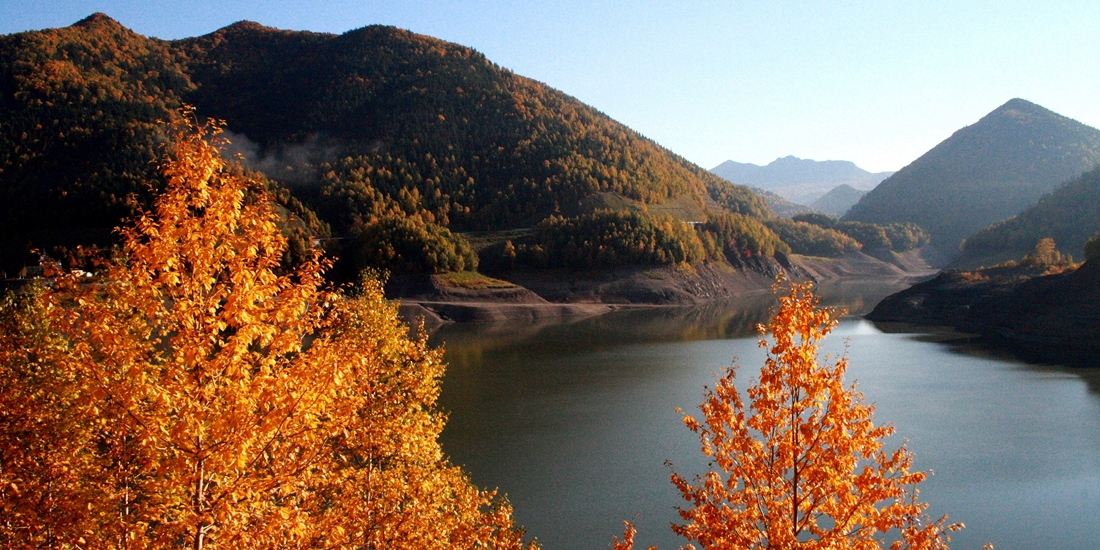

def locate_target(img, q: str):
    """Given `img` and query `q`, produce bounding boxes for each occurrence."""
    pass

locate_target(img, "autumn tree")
[1021,237,1072,268]
[0,113,532,549]
[668,279,960,550]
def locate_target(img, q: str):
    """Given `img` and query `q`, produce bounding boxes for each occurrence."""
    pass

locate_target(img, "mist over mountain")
[710,156,891,205]
[745,188,813,218]
[844,99,1100,254]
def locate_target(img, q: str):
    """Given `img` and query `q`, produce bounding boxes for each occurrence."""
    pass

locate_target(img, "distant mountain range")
[710,156,892,205]
[845,98,1100,254]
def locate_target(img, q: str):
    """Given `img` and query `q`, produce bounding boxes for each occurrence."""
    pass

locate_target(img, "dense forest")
[961,166,1100,262]
[760,213,928,258]
[844,98,1100,253]
[0,121,536,548]
[0,14,775,279]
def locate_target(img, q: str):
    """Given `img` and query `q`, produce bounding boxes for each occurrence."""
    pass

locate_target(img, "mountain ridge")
[1,14,777,280]
[710,156,891,205]
[960,166,1100,265]
[810,184,865,216]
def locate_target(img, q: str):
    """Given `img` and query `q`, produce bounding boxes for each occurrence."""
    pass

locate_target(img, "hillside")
[0,14,193,274]
[711,156,891,205]
[810,184,865,216]
[960,166,1100,265]
[0,14,773,279]
[844,99,1100,254]
[0,14,937,303]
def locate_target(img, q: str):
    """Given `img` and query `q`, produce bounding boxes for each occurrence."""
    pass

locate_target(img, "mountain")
[959,166,1100,266]
[753,188,815,218]
[844,99,1100,254]
[810,184,865,216]
[710,156,891,205]
[0,14,772,278]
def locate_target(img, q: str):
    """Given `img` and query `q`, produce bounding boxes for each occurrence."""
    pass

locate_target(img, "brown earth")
[393,248,943,326]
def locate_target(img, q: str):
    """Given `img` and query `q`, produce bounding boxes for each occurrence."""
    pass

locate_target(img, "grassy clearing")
[434,271,517,289]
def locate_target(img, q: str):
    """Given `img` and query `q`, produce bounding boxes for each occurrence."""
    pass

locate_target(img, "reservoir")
[433,283,1100,549]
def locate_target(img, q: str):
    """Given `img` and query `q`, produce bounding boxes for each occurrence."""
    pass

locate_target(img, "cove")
[433,283,1100,549]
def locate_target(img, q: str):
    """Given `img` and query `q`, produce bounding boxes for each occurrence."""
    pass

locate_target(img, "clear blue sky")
[4,0,1098,173]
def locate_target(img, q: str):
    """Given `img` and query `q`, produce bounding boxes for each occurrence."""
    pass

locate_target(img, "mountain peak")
[844,99,1100,252]
[221,20,276,33]
[985,98,1067,125]
[73,13,124,30]
[710,156,890,205]
[995,97,1041,113]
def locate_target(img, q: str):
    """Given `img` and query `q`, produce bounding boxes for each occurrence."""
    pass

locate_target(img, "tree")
[1020,237,1074,269]
[1085,232,1100,260]
[0,113,532,549]
[668,279,960,550]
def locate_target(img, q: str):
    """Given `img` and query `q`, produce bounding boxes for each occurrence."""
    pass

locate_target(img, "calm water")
[432,283,1100,550]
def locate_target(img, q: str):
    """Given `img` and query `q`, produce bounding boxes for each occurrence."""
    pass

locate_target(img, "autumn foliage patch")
[0,115,531,549]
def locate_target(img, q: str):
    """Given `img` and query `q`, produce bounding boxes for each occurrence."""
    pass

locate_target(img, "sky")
[3,1,1099,173]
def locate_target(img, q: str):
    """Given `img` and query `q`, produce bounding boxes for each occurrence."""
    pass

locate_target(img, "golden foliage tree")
[0,114,532,549]
[667,279,960,550]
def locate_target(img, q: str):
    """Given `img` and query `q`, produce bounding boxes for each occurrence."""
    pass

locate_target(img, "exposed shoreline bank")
[396,247,943,327]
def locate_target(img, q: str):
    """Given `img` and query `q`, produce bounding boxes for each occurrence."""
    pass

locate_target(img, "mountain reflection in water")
[432,281,1100,550]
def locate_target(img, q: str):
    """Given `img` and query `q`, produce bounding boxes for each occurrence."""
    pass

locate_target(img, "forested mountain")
[961,166,1100,263]
[810,184,865,216]
[710,156,891,205]
[0,14,192,273]
[0,14,771,278]
[844,99,1100,254]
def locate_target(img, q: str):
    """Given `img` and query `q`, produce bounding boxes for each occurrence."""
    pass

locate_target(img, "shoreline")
[396,250,942,328]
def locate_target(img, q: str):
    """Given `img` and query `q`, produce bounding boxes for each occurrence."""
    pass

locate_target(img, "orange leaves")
[669,277,961,550]
[0,113,533,549]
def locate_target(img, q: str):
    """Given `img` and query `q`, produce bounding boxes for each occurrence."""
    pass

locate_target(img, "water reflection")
[429,279,908,351]
[434,282,1100,550]
[871,321,1100,396]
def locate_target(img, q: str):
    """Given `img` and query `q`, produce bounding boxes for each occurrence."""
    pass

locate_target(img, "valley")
[3,10,1100,550]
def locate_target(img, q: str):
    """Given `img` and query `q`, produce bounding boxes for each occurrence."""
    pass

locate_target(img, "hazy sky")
[4,0,1098,173]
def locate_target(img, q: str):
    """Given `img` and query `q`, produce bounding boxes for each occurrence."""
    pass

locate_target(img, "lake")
[431,282,1100,549]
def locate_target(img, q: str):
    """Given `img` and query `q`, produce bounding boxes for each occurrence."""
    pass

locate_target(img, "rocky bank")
[867,259,1100,365]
